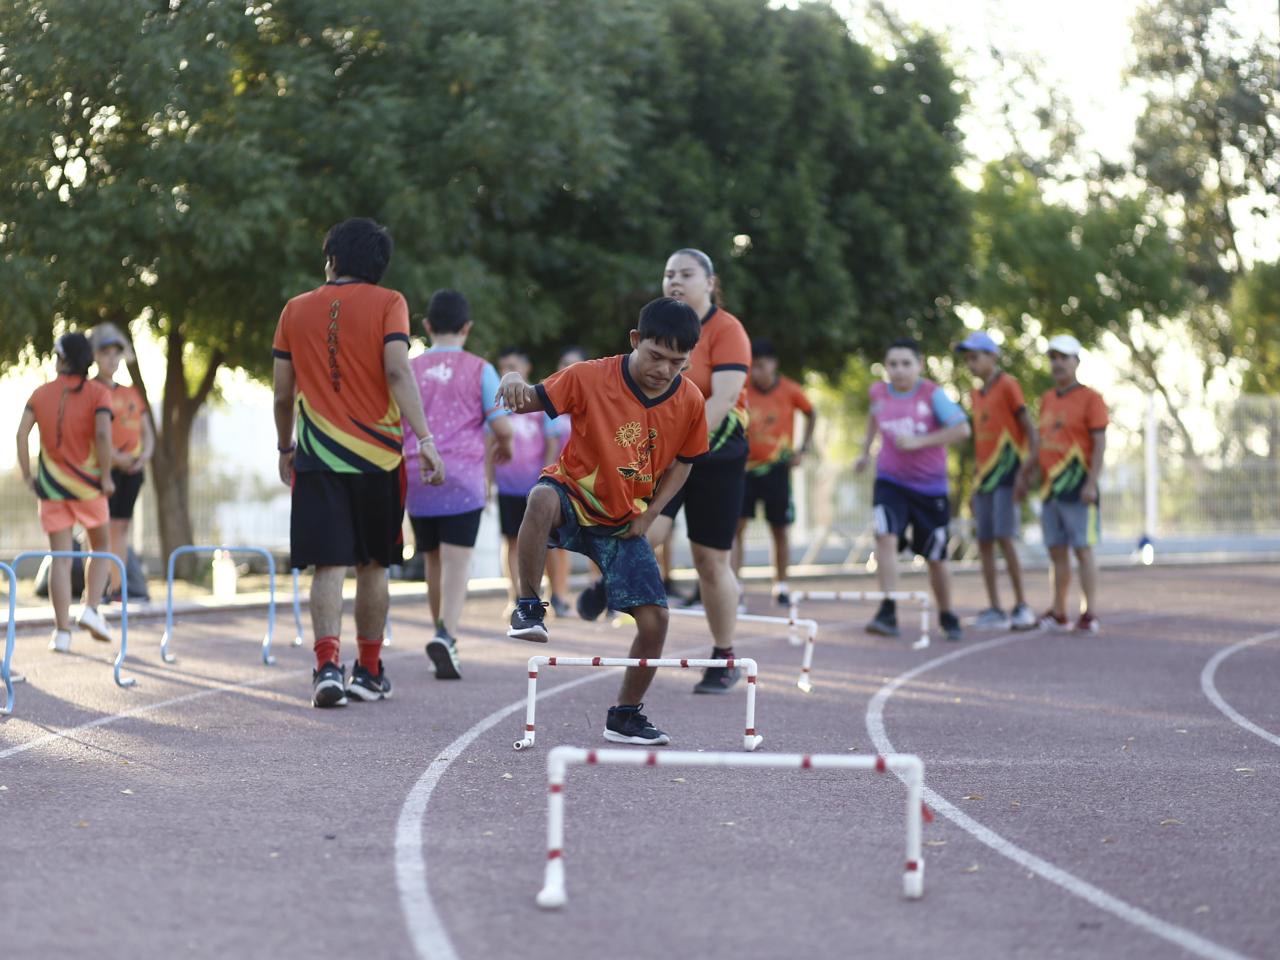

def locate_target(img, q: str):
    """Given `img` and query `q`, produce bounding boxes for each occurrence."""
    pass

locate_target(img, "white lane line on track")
[1200,630,1280,749]
[395,667,618,960]
[866,620,1252,960]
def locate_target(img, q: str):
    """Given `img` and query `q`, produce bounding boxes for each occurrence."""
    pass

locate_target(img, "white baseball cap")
[1045,334,1083,356]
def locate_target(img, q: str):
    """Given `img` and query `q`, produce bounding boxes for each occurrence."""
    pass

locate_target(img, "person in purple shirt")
[492,347,562,610]
[855,337,971,642]
[405,290,513,679]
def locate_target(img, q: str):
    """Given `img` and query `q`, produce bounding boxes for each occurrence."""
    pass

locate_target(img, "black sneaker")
[678,584,703,610]
[312,662,348,708]
[693,664,740,695]
[347,661,391,701]
[603,703,671,745]
[575,580,608,622]
[941,611,963,643]
[866,601,899,637]
[426,631,462,679]
[508,600,550,642]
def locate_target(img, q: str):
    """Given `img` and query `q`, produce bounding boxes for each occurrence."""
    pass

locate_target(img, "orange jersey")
[537,355,709,528]
[26,374,112,500]
[746,375,813,473]
[969,372,1028,492]
[105,382,147,457]
[1038,384,1108,501]
[686,307,750,457]
[272,281,411,473]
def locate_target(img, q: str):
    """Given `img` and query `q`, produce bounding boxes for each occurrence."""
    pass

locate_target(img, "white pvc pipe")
[788,591,933,692]
[537,746,926,908]
[514,656,763,752]
[667,606,821,692]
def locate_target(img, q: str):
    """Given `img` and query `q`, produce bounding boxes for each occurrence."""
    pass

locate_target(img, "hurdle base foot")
[536,884,566,909]
[514,737,535,751]
[292,636,304,648]
[796,677,813,693]
[910,635,931,651]
[787,633,804,648]
[904,862,924,899]
[743,734,764,752]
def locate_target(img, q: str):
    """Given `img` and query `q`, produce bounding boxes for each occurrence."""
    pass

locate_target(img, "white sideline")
[865,617,1251,960]
[1200,630,1280,749]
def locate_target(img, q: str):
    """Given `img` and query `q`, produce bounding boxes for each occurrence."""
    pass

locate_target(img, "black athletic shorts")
[108,468,145,520]
[410,508,483,552]
[741,462,793,527]
[660,451,747,551]
[872,478,950,560]
[291,467,405,569]
[498,493,528,538]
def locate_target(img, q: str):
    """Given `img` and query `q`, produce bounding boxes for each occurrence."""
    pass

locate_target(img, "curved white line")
[1200,631,1280,748]
[866,625,1252,960]
[395,668,619,960]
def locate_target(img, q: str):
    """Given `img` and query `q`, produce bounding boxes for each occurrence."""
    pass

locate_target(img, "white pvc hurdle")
[667,607,820,692]
[787,591,932,692]
[514,656,764,752]
[536,746,927,909]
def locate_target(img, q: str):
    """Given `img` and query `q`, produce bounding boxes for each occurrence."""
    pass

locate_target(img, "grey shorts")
[1040,498,1101,549]
[973,485,1018,541]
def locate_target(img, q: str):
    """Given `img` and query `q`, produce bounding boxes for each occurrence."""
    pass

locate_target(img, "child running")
[855,337,970,643]
[15,332,117,651]
[956,331,1038,630]
[493,346,561,611]
[405,289,513,680]
[500,298,708,745]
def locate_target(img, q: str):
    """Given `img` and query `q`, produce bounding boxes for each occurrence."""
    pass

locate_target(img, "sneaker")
[347,661,392,701]
[1075,612,1101,634]
[508,600,550,642]
[549,594,570,618]
[736,593,747,615]
[774,582,791,607]
[693,664,740,695]
[1039,610,1070,632]
[77,606,115,644]
[312,662,348,708]
[426,631,463,679]
[972,607,1010,631]
[603,703,671,745]
[1010,603,1038,631]
[941,611,963,642]
[678,585,703,610]
[866,602,899,638]
[663,577,682,599]
[48,629,72,653]
[575,580,608,622]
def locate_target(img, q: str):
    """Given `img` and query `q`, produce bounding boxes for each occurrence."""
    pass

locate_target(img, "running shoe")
[941,611,963,643]
[603,703,671,745]
[508,600,550,642]
[774,582,791,607]
[678,585,703,610]
[971,607,1010,631]
[1010,602,1038,631]
[1039,610,1070,632]
[426,631,463,679]
[312,662,348,708]
[549,594,570,618]
[866,600,899,638]
[77,606,115,644]
[48,628,72,653]
[663,577,683,599]
[693,663,740,695]
[576,579,608,622]
[347,661,392,701]
[1075,612,1101,634]
[736,593,747,615]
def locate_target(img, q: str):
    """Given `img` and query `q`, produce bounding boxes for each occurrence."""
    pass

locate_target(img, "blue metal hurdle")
[291,567,393,647]
[161,546,278,666]
[12,550,136,690]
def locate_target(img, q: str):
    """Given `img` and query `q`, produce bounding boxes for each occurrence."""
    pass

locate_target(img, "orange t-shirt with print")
[969,371,1028,493]
[537,355,709,528]
[272,281,411,474]
[26,374,113,500]
[685,306,750,459]
[106,382,147,457]
[1038,384,1108,502]
[745,375,812,473]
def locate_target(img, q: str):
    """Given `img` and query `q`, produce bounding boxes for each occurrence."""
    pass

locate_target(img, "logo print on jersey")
[616,422,658,482]
[424,364,454,385]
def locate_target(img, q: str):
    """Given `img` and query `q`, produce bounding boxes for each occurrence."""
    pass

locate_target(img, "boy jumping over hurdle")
[498,298,708,745]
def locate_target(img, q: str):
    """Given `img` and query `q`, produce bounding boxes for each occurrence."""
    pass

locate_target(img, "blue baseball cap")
[955,331,1000,354]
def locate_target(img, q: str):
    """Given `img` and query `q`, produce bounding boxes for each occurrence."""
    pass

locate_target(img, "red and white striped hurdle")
[514,656,764,752]
[536,746,927,909]
[789,591,932,691]
[668,607,821,692]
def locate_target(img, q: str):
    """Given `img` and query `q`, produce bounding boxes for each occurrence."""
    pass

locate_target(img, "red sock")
[314,635,340,669]
[356,635,382,673]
